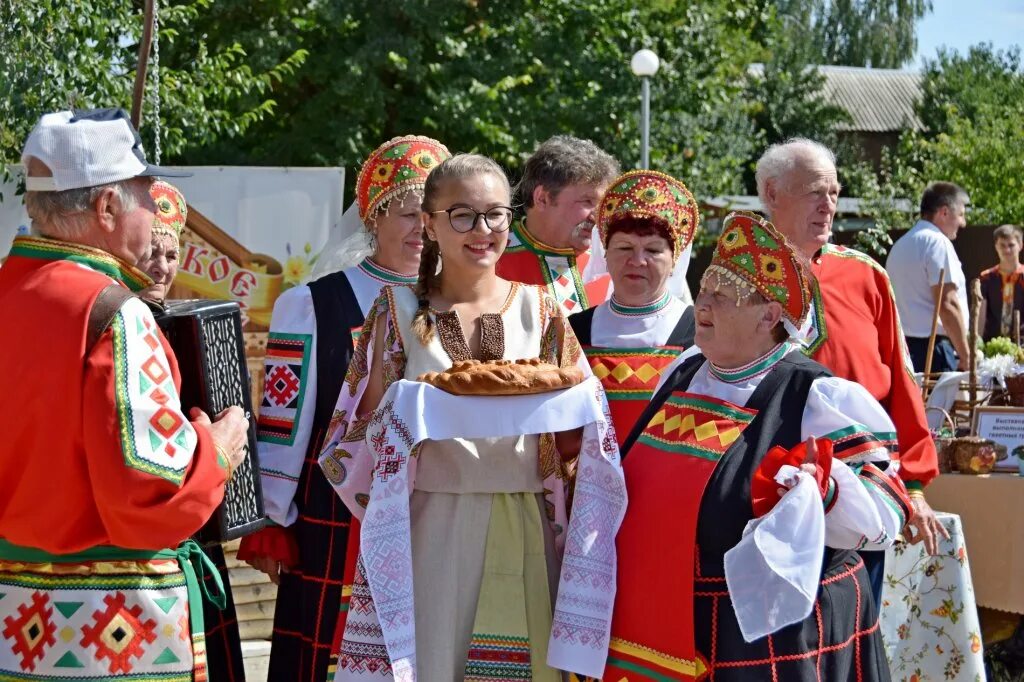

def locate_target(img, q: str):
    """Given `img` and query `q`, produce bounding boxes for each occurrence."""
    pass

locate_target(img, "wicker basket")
[1006,374,1024,407]
[926,407,957,474]
[951,436,998,475]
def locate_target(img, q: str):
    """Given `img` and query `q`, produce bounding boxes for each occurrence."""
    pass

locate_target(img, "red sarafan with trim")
[604,350,894,681]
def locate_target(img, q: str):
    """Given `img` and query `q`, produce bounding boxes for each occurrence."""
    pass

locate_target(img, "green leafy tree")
[741,12,852,194]
[0,0,306,167]
[774,0,932,68]
[187,0,772,203]
[918,44,1024,135]
[920,100,1024,224]
[855,44,1024,253]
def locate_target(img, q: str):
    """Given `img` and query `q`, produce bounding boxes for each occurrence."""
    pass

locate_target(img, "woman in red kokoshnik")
[238,136,451,682]
[604,213,910,681]
[570,170,699,447]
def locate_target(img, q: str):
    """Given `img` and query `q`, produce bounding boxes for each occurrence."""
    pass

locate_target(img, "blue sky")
[912,0,1024,68]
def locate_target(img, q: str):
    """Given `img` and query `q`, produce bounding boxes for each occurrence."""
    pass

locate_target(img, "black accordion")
[154,299,267,544]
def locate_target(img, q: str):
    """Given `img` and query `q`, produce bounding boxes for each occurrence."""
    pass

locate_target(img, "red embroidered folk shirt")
[0,236,228,553]
[496,219,611,316]
[802,245,939,489]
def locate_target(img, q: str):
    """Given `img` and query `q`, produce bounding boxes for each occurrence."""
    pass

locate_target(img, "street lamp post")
[630,49,660,169]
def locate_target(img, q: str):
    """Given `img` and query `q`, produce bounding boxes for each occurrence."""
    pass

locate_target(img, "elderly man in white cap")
[0,108,248,679]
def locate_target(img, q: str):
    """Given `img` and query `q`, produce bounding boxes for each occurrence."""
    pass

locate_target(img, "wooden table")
[925,472,1024,614]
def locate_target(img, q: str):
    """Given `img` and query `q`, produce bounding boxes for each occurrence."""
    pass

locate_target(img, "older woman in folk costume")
[317,154,625,681]
[604,212,911,681]
[570,170,699,446]
[139,181,185,303]
[238,136,451,682]
[136,181,249,682]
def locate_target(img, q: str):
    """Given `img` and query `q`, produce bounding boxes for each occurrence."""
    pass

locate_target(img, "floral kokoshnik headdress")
[149,180,187,244]
[702,211,811,328]
[595,169,700,264]
[355,135,452,224]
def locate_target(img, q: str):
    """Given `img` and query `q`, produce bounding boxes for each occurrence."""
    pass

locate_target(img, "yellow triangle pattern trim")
[649,409,744,447]
[593,361,669,385]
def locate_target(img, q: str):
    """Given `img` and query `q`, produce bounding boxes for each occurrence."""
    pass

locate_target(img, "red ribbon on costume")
[237,524,299,569]
[751,437,834,518]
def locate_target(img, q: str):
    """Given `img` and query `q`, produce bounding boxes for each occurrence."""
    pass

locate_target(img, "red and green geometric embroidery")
[606,636,708,680]
[79,592,158,674]
[505,221,589,314]
[465,633,532,680]
[8,236,150,292]
[1,591,57,672]
[639,393,757,461]
[798,278,830,357]
[257,332,312,446]
[587,347,684,400]
[112,308,191,485]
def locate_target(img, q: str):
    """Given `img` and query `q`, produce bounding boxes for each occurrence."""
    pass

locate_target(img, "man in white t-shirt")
[886,181,971,372]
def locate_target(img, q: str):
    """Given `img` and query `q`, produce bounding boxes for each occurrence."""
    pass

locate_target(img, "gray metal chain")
[150,0,162,164]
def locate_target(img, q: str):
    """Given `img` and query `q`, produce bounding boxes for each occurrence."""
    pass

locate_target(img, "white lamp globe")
[630,49,660,77]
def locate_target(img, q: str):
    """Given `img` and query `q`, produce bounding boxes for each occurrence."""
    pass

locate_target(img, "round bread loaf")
[417,357,584,396]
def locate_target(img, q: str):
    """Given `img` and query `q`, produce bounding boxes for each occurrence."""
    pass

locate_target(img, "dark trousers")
[906,335,959,373]
[860,549,885,612]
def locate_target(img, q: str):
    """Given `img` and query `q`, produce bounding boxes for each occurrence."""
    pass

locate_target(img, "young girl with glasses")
[319,154,600,680]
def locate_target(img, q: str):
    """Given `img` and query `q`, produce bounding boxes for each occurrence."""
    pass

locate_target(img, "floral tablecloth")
[880,512,985,681]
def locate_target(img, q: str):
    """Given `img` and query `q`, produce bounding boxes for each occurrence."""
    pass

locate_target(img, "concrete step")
[241,639,271,682]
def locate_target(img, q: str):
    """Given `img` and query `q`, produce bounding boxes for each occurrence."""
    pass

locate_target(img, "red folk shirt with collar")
[797,244,939,490]
[496,218,611,316]
[0,236,229,553]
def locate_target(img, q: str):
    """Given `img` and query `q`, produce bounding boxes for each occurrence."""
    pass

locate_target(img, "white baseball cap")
[21,108,190,192]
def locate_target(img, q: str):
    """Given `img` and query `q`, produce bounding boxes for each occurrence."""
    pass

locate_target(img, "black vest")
[306,270,365,452]
[623,350,838,573]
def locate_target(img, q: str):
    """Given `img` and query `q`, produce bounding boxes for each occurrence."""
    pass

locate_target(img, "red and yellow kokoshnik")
[596,169,701,264]
[355,135,452,222]
[703,211,811,327]
[149,180,187,242]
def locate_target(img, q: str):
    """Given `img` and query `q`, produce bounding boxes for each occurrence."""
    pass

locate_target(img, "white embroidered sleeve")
[111,297,199,486]
[255,285,318,526]
[802,377,909,550]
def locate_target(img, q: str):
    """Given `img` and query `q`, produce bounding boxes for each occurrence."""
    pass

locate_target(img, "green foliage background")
[5,0,1019,249]
[852,44,1024,257]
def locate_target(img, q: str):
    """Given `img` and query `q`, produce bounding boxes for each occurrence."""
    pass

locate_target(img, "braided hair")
[411,153,511,345]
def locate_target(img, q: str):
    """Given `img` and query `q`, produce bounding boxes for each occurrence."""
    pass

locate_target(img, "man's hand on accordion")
[190,406,249,477]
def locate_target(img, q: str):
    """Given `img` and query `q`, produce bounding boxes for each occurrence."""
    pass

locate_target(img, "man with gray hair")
[755,138,946,597]
[0,108,248,679]
[496,134,620,314]
[886,182,971,373]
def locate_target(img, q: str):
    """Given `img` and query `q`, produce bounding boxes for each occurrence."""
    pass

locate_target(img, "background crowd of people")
[0,105,1002,682]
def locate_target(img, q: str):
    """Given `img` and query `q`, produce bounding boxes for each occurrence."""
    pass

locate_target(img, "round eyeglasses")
[430,206,514,233]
